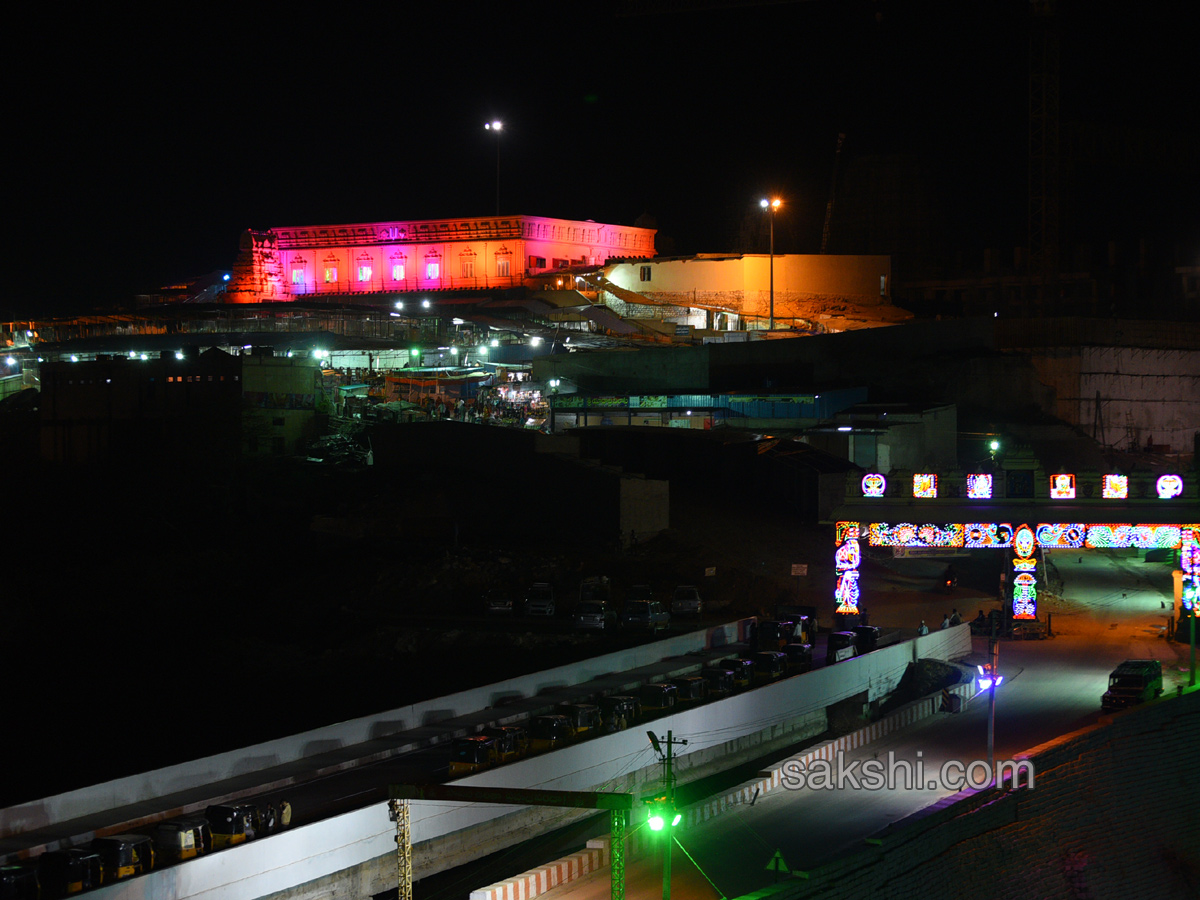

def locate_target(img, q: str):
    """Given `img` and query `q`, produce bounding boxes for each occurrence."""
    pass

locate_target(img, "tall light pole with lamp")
[484,120,503,215]
[760,197,782,330]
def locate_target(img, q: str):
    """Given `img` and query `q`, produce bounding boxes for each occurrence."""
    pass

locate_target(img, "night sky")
[6,0,1197,318]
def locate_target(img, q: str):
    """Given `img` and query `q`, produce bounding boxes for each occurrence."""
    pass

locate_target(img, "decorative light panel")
[861,473,886,497]
[912,474,937,498]
[1156,475,1183,499]
[965,523,1013,548]
[1035,523,1085,548]
[1012,572,1037,620]
[1102,475,1128,499]
[966,474,993,499]
[834,570,860,615]
[867,522,965,547]
[1013,524,1036,559]
[835,521,860,544]
[1084,524,1182,549]
[834,522,861,615]
[1049,474,1075,499]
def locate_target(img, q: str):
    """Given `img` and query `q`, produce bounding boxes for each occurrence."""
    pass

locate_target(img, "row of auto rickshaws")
[0,800,291,899]
[445,619,817,780]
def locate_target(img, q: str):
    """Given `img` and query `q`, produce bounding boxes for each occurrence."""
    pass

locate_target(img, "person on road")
[280,800,292,829]
[917,620,929,636]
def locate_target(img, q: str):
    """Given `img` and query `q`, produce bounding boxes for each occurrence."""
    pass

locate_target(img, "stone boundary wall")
[772,687,1200,900]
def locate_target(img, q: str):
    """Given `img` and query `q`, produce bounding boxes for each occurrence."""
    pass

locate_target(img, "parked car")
[524,583,555,616]
[671,585,703,617]
[573,600,617,631]
[484,588,521,615]
[579,576,612,605]
[621,600,670,632]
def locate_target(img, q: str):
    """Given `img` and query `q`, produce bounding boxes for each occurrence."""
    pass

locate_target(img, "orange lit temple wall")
[225,215,656,304]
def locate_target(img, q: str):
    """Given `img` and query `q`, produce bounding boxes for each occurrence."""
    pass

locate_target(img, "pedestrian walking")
[280,800,292,828]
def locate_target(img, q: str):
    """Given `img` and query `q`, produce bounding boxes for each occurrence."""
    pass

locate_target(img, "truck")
[1101,659,1163,712]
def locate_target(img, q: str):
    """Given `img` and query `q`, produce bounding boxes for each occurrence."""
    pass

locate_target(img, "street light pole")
[760,198,781,330]
[485,120,503,215]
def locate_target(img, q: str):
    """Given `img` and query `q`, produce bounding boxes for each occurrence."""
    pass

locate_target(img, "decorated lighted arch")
[835,519,1200,622]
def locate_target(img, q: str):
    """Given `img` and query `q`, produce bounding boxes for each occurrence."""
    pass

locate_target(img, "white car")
[671,585,703,617]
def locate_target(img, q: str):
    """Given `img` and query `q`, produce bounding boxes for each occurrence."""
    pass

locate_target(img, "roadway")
[529,548,1186,900]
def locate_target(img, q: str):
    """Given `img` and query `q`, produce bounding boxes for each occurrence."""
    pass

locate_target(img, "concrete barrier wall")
[1,620,751,838]
[76,627,972,900]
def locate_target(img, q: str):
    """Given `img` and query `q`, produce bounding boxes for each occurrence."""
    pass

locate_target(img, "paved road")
[531,549,1187,900]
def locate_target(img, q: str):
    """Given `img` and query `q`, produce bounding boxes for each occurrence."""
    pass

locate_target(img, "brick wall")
[778,689,1200,900]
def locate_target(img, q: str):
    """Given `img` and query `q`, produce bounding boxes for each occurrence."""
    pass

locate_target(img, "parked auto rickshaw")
[753,650,787,684]
[482,724,530,762]
[670,675,708,703]
[720,656,755,690]
[783,642,813,674]
[754,619,797,652]
[449,734,500,776]
[204,803,260,849]
[37,848,104,898]
[90,834,155,882]
[151,815,212,864]
[529,714,577,752]
[701,667,735,698]
[0,863,39,900]
[825,631,858,665]
[557,703,603,736]
[598,694,641,729]
[639,682,679,713]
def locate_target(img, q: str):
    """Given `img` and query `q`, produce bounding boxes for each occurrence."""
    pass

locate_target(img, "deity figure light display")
[1156,475,1183,499]
[861,473,886,497]
[966,474,992,499]
[1049,474,1075,499]
[1012,523,1037,620]
[1102,474,1128,499]
[913,474,937,498]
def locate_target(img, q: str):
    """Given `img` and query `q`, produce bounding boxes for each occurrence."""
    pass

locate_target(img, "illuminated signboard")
[861,473,886,497]
[913,474,937,498]
[966,474,993,499]
[1049,474,1075,499]
[1102,475,1128,499]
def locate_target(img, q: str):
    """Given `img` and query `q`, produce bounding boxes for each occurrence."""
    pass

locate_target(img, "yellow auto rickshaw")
[670,675,708,703]
[557,703,603,737]
[204,804,260,849]
[701,667,735,698]
[151,815,212,864]
[720,656,755,690]
[38,848,104,897]
[90,834,155,882]
[529,714,576,752]
[639,682,679,713]
[598,694,641,729]
[482,725,530,763]
[449,735,500,777]
[753,650,788,684]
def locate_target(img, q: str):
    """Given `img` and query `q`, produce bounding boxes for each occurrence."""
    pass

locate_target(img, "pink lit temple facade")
[225,214,657,304]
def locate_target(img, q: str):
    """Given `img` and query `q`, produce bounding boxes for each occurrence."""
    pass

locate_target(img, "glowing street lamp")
[484,120,503,215]
[759,198,782,330]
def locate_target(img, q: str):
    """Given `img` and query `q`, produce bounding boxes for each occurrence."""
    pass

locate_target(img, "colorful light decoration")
[1102,474,1128,499]
[834,522,861,615]
[1035,523,1085,548]
[1085,524,1181,549]
[966,474,993,499]
[913,474,937,498]
[861,473,886,497]
[1156,475,1183,499]
[965,523,1013,548]
[1049,473,1075,499]
[867,522,965,547]
[1182,528,1199,614]
[1011,523,1037,620]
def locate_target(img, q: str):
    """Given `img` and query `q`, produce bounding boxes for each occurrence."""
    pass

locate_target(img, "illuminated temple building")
[224,214,657,304]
